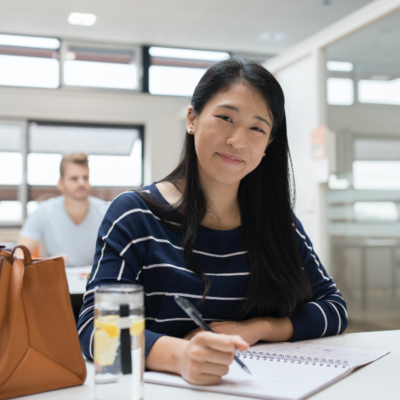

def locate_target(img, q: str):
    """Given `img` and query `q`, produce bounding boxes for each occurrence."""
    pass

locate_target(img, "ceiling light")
[326,61,353,72]
[68,12,97,26]
[0,34,60,49]
[258,32,286,43]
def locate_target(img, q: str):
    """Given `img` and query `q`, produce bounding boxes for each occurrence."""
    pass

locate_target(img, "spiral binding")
[236,351,350,368]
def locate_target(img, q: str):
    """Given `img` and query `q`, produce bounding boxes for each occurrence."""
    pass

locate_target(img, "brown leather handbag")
[0,245,87,399]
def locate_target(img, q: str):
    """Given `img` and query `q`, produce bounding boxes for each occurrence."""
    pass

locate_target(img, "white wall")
[0,86,190,184]
[274,55,325,260]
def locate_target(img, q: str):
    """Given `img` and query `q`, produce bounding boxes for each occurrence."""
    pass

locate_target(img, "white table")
[66,266,92,295]
[15,330,400,400]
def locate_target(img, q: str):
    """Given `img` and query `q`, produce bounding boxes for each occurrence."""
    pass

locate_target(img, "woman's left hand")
[184,319,262,346]
[184,317,294,345]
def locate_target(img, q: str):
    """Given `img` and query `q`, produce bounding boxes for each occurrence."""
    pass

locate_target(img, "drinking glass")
[94,284,144,400]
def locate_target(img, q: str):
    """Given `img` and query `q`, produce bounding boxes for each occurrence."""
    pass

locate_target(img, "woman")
[78,58,347,385]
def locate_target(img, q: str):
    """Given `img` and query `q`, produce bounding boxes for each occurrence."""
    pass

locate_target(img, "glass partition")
[324,9,400,332]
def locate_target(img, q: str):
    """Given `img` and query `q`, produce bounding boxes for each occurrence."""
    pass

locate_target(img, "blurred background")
[0,0,399,332]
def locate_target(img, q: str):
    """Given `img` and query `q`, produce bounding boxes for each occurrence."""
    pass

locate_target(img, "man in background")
[18,153,107,267]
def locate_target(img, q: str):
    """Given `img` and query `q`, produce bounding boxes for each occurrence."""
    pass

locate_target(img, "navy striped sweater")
[78,183,348,360]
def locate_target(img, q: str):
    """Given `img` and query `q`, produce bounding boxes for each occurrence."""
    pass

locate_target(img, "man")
[18,153,107,267]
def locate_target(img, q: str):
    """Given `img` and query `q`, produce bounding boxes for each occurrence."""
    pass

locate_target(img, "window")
[328,174,349,190]
[0,121,26,223]
[27,122,143,206]
[148,47,229,96]
[0,34,60,88]
[353,161,400,190]
[327,78,354,105]
[62,43,140,90]
[353,202,399,222]
[326,61,353,72]
[0,120,144,225]
[358,78,400,106]
[353,139,400,190]
[0,34,234,96]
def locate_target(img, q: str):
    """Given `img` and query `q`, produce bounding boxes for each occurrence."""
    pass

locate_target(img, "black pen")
[174,295,252,376]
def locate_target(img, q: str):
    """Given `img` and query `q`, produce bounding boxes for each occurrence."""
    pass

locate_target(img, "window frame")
[0,33,240,97]
[0,119,144,227]
[325,66,357,107]
[0,119,28,227]
[146,45,231,97]
[60,40,143,93]
[0,32,62,90]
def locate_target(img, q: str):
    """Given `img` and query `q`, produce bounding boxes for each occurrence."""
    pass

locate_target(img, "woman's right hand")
[177,331,249,385]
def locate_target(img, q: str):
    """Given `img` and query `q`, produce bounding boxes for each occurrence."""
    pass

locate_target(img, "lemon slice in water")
[130,318,145,336]
[94,315,145,366]
[94,316,120,366]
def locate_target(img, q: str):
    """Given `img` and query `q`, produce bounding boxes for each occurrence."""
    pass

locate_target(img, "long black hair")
[139,58,312,318]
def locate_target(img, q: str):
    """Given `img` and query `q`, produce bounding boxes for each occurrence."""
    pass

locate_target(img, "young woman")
[78,58,347,385]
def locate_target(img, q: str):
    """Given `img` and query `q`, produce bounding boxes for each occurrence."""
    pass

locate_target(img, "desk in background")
[66,266,91,295]
[332,238,400,309]
[14,330,400,400]
[66,266,91,321]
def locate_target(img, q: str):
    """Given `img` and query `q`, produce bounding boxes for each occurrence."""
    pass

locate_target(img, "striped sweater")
[78,183,348,360]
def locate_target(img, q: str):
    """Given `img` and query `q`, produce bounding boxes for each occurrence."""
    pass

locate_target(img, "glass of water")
[94,284,144,400]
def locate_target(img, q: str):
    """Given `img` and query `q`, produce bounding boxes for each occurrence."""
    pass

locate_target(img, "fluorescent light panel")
[68,12,97,26]
[149,47,229,61]
[0,34,60,49]
[327,61,353,72]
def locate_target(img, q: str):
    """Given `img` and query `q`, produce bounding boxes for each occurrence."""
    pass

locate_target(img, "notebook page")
[247,342,390,369]
[144,342,389,400]
[145,358,351,400]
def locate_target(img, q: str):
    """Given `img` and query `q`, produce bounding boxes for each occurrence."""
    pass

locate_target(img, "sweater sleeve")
[289,215,348,341]
[77,192,166,360]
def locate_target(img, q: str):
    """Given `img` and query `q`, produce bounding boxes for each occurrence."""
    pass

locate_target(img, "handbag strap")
[6,246,31,341]
[10,245,32,265]
[0,248,26,384]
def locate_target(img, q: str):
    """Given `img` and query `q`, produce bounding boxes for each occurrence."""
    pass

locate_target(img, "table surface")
[65,266,91,294]
[14,330,400,400]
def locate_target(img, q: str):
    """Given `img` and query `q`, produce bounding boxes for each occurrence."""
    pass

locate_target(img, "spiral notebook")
[144,342,389,400]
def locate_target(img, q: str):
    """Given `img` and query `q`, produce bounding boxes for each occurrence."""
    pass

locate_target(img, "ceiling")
[0,0,375,57]
[326,9,400,72]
